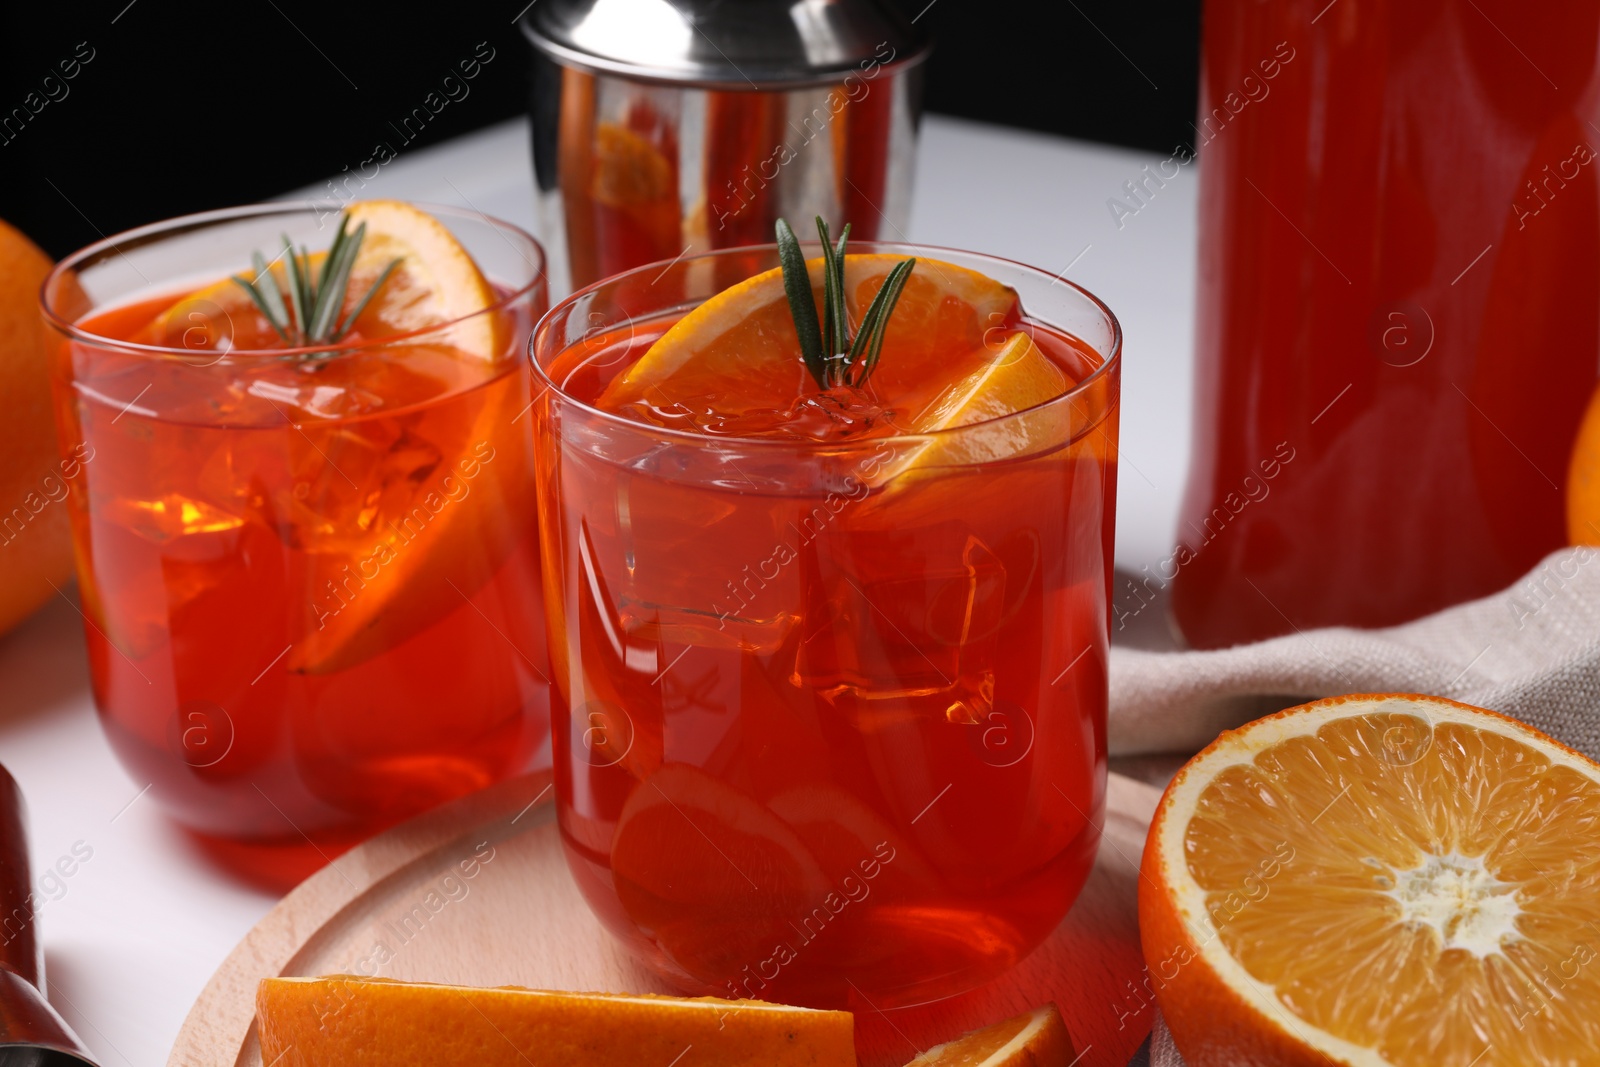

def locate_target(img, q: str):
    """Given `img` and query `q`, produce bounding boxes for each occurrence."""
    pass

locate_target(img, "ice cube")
[95,491,261,659]
[245,375,383,420]
[601,465,801,654]
[792,534,1005,726]
[623,384,897,442]
[105,493,245,544]
[710,386,896,441]
[272,420,447,552]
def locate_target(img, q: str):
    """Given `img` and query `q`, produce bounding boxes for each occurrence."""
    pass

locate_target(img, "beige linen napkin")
[1112,547,1600,1067]
[1111,546,1600,760]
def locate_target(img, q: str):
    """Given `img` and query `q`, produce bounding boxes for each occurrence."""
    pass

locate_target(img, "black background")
[0,1,1201,259]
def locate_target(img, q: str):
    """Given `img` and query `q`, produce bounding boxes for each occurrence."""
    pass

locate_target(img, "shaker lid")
[521,0,931,89]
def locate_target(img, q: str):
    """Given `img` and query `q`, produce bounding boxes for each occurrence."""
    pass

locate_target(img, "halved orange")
[906,1003,1075,1066]
[256,975,853,1067]
[1140,693,1600,1067]
[596,255,1069,438]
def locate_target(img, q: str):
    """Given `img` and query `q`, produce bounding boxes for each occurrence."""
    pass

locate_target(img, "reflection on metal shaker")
[520,0,932,294]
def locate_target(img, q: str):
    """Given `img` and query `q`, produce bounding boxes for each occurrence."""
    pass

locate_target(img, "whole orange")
[1569,381,1600,544]
[0,219,73,636]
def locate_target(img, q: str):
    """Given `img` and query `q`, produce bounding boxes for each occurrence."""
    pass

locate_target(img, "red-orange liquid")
[537,315,1116,1008]
[49,290,549,844]
[1175,1,1600,647]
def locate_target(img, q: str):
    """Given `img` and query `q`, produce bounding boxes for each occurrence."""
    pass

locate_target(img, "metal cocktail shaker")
[520,0,931,294]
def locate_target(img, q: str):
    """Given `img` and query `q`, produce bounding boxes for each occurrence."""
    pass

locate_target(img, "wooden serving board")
[169,770,1163,1067]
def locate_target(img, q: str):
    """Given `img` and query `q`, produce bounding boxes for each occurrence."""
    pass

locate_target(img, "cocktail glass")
[531,242,1121,1008]
[40,203,550,850]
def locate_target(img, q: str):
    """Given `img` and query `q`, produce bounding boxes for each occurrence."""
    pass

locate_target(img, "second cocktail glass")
[532,242,1121,1008]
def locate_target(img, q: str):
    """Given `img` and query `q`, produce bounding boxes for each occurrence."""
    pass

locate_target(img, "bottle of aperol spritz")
[41,202,550,855]
[534,223,1121,1008]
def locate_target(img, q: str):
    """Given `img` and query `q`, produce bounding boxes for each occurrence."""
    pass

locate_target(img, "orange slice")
[890,330,1072,473]
[767,781,938,894]
[342,199,500,358]
[592,122,675,209]
[183,202,513,675]
[905,1003,1075,1066]
[256,976,853,1067]
[280,373,531,675]
[138,200,499,359]
[1140,693,1600,1067]
[597,254,1025,426]
[610,763,830,987]
[1567,381,1600,544]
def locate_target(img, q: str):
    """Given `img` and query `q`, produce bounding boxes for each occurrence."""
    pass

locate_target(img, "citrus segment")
[256,975,854,1067]
[889,331,1075,475]
[1140,693,1600,1067]
[596,254,1022,427]
[138,268,302,352]
[592,122,676,209]
[136,200,499,359]
[611,763,830,987]
[904,331,1069,430]
[905,1003,1075,1067]
[179,201,516,674]
[767,781,938,894]
[281,372,532,675]
[343,200,499,359]
[1567,381,1600,544]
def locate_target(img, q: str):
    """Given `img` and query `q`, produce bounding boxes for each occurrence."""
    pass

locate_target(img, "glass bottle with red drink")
[1174,0,1600,648]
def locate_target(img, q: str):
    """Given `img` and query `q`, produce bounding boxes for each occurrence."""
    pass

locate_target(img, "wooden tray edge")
[166,771,554,1067]
[166,769,1162,1067]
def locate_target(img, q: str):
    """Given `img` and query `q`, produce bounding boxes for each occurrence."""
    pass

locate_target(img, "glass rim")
[38,200,547,362]
[529,240,1123,450]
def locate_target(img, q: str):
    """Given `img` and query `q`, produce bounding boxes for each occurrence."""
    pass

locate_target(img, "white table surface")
[0,113,1195,1067]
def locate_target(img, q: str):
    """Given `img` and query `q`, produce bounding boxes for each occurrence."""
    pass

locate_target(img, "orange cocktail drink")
[41,202,550,845]
[533,231,1121,1008]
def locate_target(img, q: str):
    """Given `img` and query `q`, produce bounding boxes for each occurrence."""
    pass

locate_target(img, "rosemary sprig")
[231,213,400,349]
[775,216,915,391]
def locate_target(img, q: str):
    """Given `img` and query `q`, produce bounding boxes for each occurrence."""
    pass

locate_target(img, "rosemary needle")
[775,215,915,391]
[231,213,400,350]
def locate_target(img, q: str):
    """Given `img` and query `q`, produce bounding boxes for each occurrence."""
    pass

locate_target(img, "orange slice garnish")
[597,254,1026,425]
[341,199,500,358]
[592,122,675,209]
[905,1003,1076,1066]
[596,254,1075,477]
[167,202,513,675]
[610,763,831,988]
[891,329,1072,473]
[257,976,854,1067]
[138,200,499,359]
[1141,693,1600,1067]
